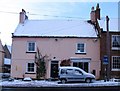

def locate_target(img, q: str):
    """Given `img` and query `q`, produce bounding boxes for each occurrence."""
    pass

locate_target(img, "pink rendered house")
[0,39,4,73]
[11,6,101,79]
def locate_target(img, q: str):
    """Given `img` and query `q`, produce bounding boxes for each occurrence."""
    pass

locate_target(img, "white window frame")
[112,35,120,50]
[76,43,86,53]
[112,56,120,71]
[71,58,90,73]
[26,62,35,73]
[27,41,36,52]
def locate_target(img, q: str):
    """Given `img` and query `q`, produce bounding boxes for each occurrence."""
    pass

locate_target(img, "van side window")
[66,69,73,74]
[61,69,66,74]
[75,69,83,75]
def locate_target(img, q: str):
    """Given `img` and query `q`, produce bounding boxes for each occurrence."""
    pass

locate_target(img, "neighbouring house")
[0,39,4,73]
[11,5,101,79]
[3,44,11,73]
[98,18,120,79]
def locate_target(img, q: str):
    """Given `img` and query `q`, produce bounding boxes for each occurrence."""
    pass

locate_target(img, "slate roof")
[13,20,98,38]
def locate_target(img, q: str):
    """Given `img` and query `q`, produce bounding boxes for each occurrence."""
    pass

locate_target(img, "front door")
[51,61,58,78]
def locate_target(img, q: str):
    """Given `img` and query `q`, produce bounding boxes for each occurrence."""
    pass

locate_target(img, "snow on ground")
[0,80,57,87]
[0,79,120,87]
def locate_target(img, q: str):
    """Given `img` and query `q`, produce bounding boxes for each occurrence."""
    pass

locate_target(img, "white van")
[58,66,95,83]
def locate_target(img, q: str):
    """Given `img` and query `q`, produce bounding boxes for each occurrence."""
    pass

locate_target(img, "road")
[1,86,120,91]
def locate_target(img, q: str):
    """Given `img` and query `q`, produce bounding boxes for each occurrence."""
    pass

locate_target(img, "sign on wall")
[103,55,108,64]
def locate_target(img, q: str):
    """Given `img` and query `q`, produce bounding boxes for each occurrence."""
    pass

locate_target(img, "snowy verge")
[0,80,120,88]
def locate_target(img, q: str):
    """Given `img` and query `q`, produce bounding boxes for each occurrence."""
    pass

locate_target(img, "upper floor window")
[112,56,120,71]
[76,43,86,53]
[27,41,36,52]
[112,35,120,50]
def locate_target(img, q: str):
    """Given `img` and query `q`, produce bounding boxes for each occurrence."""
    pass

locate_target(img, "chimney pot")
[91,7,94,11]
[96,3,99,9]
[22,9,26,13]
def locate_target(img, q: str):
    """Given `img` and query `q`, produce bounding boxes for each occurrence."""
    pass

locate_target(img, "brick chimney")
[90,6,96,23]
[90,3,101,23]
[96,3,100,20]
[19,9,28,24]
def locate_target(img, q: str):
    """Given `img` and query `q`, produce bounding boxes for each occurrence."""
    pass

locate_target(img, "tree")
[60,59,71,66]
[35,48,47,79]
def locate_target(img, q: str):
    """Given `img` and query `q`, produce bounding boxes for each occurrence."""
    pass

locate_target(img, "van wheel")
[61,79,66,84]
[85,78,91,83]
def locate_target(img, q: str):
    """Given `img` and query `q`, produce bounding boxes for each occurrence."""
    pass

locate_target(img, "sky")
[0,0,119,45]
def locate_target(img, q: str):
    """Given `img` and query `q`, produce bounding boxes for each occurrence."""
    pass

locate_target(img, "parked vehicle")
[58,66,95,83]
[0,73,10,79]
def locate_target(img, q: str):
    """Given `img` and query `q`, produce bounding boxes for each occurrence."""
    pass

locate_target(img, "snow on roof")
[98,18,119,32]
[4,58,11,65]
[6,45,11,54]
[13,20,97,37]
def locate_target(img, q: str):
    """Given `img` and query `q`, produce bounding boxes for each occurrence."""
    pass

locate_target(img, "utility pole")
[106,16,110,80]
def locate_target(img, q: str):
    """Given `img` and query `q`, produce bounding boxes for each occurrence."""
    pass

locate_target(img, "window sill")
[26,51,36,53]
[112,47,120,50]
[112,69,120,71]
[25,72,36,74]
[75,52,86,55]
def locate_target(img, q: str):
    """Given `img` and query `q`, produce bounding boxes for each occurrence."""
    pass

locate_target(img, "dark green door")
[51,61,58,78]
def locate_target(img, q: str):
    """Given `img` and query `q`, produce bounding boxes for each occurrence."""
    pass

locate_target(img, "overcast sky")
[0,0,119,45]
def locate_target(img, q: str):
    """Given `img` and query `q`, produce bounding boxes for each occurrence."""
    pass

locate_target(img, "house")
[3,44,11,73]
[4,45,11,59]
[98,18,120,79]
[11,5,101,79]
[0,39,4,73]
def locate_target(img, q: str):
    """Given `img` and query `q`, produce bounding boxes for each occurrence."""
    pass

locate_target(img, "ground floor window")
[27,63,35,73]
[112,56,120,71]
[73,62,89,72]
